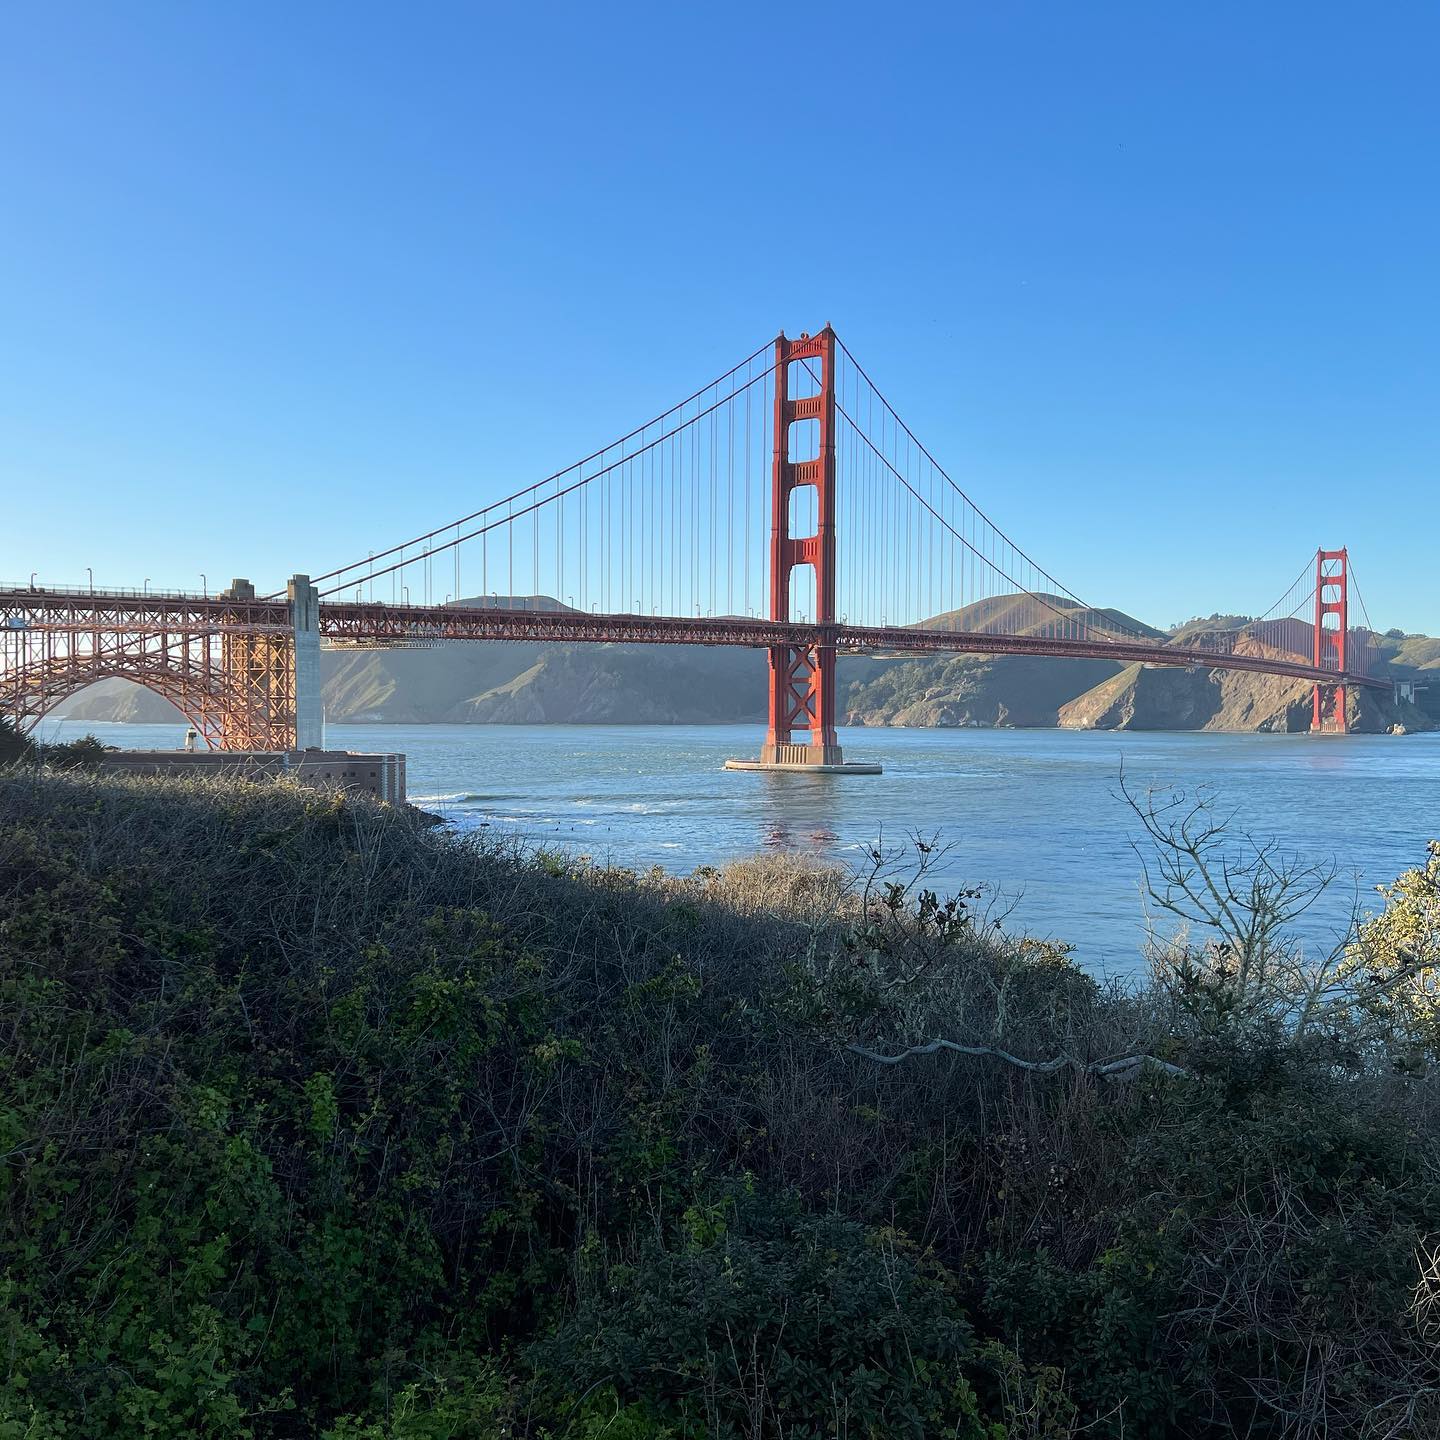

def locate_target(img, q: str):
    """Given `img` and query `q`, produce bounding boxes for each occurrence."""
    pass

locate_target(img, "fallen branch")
[846,1038,1189,1081]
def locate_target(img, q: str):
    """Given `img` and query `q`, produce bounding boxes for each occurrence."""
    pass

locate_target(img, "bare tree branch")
[846,1038,1188,1081]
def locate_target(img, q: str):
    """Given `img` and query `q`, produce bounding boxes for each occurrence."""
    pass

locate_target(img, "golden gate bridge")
[2,327,1387,768]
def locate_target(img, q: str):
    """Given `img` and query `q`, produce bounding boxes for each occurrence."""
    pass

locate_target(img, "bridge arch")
[1,654,277,751]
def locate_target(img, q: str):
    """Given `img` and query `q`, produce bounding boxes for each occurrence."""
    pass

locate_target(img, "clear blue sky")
[2,2,1435,631]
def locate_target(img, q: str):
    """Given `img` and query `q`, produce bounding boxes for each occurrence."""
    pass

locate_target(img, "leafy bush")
[1343,840,1440,1057]
[2,769,1438,1438]
[984,1033,1440,1434]
[39,733,111,769]
[537,1198,988,1439]
[0,717,31,765]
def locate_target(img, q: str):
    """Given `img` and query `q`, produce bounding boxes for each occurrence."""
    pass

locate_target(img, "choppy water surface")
[35,716,1440,976]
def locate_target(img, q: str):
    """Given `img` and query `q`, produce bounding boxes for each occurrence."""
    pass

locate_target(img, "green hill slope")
[1059,663,1433,733]
[845,653,1121,727]
[920,593,1162,641]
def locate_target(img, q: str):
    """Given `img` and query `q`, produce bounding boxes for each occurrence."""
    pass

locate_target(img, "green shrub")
[983,1032,1440,1436]
[535,1199,993,1439]
[2,770,1438,1439]
[43,734,111,769]
[0,717,32,765]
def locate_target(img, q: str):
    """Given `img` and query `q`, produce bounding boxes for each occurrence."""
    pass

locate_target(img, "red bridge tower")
[1312,547,1349,734]
[728,328,879,773]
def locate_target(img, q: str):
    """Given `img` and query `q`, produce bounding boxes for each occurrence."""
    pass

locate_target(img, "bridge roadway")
[324,600,1387,690]
[2,589,1384,693]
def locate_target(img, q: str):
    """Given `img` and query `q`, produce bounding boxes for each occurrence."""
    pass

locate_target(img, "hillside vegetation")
[4,769,1440,1437]
[1058,662,1429,734]
[846,654,1120,728]
[1379,633,1440,672]
[919,594,1161,641]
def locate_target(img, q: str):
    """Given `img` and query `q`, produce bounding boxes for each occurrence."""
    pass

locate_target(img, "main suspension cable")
[294,336,776,595]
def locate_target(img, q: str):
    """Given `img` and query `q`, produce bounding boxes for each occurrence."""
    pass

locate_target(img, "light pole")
[86,567,93,593]
[143,578,150,596]
[199,573,207,597]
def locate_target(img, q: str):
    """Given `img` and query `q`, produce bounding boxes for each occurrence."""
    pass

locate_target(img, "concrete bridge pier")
[288,573,323,750]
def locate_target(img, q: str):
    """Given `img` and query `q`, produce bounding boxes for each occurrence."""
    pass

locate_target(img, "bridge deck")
[0,590,1386,692]
[322,601,1386,689]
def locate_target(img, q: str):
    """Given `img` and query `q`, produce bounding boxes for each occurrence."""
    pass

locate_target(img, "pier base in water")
[724,741,881,775]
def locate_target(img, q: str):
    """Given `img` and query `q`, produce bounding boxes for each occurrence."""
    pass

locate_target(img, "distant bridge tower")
[1312,548,1349,734]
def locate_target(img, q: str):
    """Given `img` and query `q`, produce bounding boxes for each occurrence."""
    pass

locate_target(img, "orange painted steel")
[2,328,1396,755]
[1312,548,1350,733]
[317,600,1385,691]
[764,328,841,763]
[1,589,295,750]
[0,586,1388,752]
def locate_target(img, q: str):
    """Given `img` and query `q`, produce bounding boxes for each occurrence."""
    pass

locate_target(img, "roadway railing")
[314,601,1388,691]
[0,589,1386,690]
[0,581,218,601]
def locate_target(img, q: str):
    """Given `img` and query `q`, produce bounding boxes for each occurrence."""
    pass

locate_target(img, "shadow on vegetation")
[2,755,1438,1437]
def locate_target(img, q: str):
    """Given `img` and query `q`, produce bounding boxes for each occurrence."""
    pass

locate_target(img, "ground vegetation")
[3,768,1439,1437]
